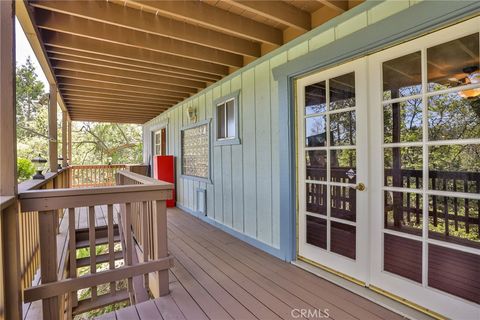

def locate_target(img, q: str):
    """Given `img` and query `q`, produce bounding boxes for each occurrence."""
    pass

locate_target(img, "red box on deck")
[154,155,176,207]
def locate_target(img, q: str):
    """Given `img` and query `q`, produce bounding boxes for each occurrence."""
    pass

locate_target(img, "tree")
[16,57,144,181]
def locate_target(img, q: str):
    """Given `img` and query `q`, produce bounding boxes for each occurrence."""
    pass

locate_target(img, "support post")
[0,1,22,319]
[67,117,72,165]
[62,111,68,168]
[153,200,169,297]
[39,210,60,320]
[49,84,58,173]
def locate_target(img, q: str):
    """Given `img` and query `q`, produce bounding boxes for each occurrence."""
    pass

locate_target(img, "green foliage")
[17,158,35,182]
[15,57,143,182]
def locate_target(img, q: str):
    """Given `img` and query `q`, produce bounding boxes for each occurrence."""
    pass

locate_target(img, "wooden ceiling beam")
[129,0,283,46]
[69,113,150,124]
[67,106,166,116]
[58,87,180,103]
[41,30,229,76]
[30,0,260,58]
[63,97,169,109]
[47,51,219,82]
[51,60,205,89]
[57,80,189,100]
[68,110,162,120]
[55,69,198,95]
[223,0,311,31]
[314,0,349,13]
[34,9,244,68]
[67,106,164,116]
[61,92,179,105]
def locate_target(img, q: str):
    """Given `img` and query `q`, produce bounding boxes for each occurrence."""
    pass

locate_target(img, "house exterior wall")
[143,0,479,260]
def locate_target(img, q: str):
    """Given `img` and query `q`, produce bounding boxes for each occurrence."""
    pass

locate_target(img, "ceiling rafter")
[223,0,311,31]
[30,0,261,58]
[55,70,198,95]
[57,80,191,100]
[47,52,218,83]
[62,97,170,109]
[41,30,229,76]
[51,60,206,89]
[129,0,283,46]
[314,0,349,12]
[60,92,179,105]
[34,9,244,68]
[58,87,181,103]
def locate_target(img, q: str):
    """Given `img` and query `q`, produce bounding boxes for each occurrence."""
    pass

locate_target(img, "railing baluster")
[89,206,97,301]
[107,204,116,295]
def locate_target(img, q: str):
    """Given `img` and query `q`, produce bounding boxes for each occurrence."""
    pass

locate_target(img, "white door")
[297,58,369,283]
[368,17,480,319]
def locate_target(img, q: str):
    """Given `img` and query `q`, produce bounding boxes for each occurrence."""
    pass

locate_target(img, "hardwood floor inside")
[96,207,405,320]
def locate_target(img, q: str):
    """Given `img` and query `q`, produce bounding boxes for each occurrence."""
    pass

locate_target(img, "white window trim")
[213,90,241,146]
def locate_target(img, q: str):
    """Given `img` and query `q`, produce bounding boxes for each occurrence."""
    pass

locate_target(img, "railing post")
[0,0,22,318]
[39,210,60,320]
[153,200,169,297]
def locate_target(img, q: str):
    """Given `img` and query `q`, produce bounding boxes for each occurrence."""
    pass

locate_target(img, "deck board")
[96,207,406,320]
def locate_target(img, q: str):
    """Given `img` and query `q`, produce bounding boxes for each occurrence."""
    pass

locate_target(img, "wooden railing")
[17,169,173,320]
[70,164,149,188]
[70,164,126,188]
[17,168,70,296]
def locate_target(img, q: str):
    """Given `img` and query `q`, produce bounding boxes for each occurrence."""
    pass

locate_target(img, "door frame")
[296,58,370,284]
[148,120,169,177]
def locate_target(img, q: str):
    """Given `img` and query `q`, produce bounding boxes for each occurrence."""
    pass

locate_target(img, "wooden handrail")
[17,170,173,320]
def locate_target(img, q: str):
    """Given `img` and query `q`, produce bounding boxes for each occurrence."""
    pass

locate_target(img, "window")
[154,128,166,156]
[214,91,240,145]
[181,121,210,180]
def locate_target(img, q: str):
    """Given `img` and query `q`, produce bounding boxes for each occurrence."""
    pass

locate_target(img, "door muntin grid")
[304,71,358,260]
[380,31,480,304]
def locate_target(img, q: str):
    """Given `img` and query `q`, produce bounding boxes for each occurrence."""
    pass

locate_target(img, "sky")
[15,17,49,87]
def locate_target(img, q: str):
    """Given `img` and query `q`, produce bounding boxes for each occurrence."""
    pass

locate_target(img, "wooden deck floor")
[96,208,405,320]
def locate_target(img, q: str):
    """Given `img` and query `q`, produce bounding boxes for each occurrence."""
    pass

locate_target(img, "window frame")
[213,90,241,146]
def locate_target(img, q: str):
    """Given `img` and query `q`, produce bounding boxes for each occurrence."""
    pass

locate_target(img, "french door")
[297,58,369,283]
[368,18,480,319]
[297,17,479,319]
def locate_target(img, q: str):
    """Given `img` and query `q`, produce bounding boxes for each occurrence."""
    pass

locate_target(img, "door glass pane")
[305,81,327,115]
[217,104,226,139]
[331,186,356,221]
[306,215,327,249]
[384,191,422,236]
[384,147,423,188]
[383,99,423,143]
[428,195,479,249]
[331,221,356,259]
[329,111,356,146]
[429,144,480,193]
[330,72,355,111]
[306,150,326,181]
[306,183,327,215]
[384,234,422,283]
[383,51,422,100]
[428,93,480,141]
[226,100,235,138]
[331,149,356,184]
[427,33,479,92]
[306,116,327,147]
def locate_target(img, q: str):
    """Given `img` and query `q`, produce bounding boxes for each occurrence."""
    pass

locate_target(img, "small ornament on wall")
[187,105,197,123]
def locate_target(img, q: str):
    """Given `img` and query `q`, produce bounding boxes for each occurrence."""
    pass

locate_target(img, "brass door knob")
[354,183,366,191]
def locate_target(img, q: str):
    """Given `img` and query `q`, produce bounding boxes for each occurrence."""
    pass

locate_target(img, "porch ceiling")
[20,0,362,124]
